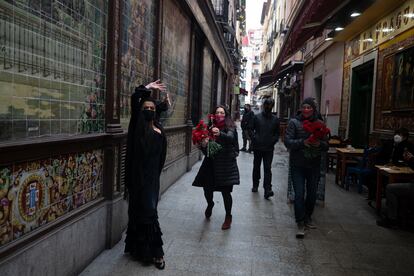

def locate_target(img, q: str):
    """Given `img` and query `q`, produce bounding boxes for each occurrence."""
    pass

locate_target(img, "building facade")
[302,34,344,135]
[339,0,414,145]
[257,0,414,144]
[0,0,242,274]
[258,0,303,117]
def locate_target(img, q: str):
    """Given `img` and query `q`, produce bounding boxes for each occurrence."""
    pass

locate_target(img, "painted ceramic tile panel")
[165,132,186,164]
[160,0,191,126]
[0,1,107,142]
[202,47,213,120]
[0,149,103,248]
[120,0,157,129]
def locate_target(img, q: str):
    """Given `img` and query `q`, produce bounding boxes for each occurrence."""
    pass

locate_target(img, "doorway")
[314,76,322,112]
[349,60,374,147]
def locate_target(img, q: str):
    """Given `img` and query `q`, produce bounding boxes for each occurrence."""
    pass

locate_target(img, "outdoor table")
[375,165,414,210]
[335,147,364,186]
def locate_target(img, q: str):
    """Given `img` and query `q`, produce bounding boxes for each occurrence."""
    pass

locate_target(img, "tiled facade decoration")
[165,131,186,164]
[0,1,107,142]
[120,0,157,128]
[374,35,414,131]
[160,0,191,126]
[339,65,351,138]
[0,149,103,247]
[201,47,213,120]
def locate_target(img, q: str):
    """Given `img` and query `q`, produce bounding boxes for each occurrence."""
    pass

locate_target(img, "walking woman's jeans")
[291,165,320,223]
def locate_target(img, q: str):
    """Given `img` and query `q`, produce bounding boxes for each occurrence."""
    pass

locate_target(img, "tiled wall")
[374,35,414,132]
[201,46,213,120]
[0,149,104,247]
[120,0,157,129]
[0,1,107,142]
[160,0,191,126]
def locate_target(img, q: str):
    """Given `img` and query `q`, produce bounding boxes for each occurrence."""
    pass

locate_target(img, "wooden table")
[375,165,414,210]
[335,148,364,186]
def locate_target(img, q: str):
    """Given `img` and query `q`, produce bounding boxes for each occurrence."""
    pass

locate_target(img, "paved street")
[80,132,414,276]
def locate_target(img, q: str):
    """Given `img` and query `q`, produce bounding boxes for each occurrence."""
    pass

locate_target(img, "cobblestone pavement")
[80,131,414,276]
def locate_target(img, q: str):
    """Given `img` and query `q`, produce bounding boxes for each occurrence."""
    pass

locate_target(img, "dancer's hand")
[145,79,167,92]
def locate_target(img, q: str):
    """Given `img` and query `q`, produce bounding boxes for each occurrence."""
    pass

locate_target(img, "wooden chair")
[327,135,345,171]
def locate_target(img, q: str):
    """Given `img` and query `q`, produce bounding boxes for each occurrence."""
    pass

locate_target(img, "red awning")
[272,0,349,75]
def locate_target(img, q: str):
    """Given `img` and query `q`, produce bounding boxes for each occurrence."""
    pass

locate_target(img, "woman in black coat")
[192,105,240,230]
[124,86,167,269]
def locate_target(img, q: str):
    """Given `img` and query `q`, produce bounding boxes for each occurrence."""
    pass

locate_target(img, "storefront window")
[120,0,157,129]
[0,1,108,142]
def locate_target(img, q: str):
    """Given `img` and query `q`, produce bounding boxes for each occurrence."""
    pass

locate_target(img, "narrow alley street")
[80,129,414,276]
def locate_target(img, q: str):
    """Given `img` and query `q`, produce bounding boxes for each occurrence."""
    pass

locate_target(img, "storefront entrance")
[349,60,374,148]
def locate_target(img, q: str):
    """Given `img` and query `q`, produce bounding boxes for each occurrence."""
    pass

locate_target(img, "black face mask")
[142,110,155,121]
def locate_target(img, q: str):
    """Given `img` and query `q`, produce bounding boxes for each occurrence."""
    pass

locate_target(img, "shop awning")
[272,0,351,74]
[255,61,304,92]
[254,70,275,92]
[274,61,304,81]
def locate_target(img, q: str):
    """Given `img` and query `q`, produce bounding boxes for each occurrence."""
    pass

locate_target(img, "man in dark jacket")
[250,97,280,199]
[284,98,328,238]
[240,104,254,152]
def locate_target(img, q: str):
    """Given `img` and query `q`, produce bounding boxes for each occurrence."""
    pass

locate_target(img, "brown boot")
[221,215,232,230]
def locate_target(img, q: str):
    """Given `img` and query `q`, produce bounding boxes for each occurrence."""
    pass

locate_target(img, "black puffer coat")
[284,115,328,168]
[192,128,240,189]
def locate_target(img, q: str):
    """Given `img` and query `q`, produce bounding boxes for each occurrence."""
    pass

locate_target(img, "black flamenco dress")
[125,129,166,259]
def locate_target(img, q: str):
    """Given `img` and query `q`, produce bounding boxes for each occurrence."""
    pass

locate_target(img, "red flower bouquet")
[302,120,330,159]
[192,119,222,158]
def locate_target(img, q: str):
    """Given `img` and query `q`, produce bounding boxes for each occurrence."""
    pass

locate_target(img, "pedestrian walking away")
[124,83,168,270]
[249,96,280,199]
[284,97,329,239]
[192,105,240,230]
[240,104,254,152]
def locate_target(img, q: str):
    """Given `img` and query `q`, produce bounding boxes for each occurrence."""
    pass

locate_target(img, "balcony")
[211,0,229,23]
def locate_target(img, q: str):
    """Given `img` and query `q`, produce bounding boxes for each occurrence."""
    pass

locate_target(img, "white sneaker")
[296,223,305,239]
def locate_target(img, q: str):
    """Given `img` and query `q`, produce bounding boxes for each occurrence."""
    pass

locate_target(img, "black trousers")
[252,150,274,191]
[241,129,251,149]
[203,188,233,216]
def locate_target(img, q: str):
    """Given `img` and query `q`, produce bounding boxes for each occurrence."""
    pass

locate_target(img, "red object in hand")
[192,119,218,145]
[192,120,209,145]
[302,120,330,143]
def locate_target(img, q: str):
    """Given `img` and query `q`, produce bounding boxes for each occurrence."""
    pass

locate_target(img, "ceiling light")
[335,27,344,31]
[404,13,414,18]
[325,37,333,41]
[363,38,374,42]
[382,28,394,33]
[350,12,361,17]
